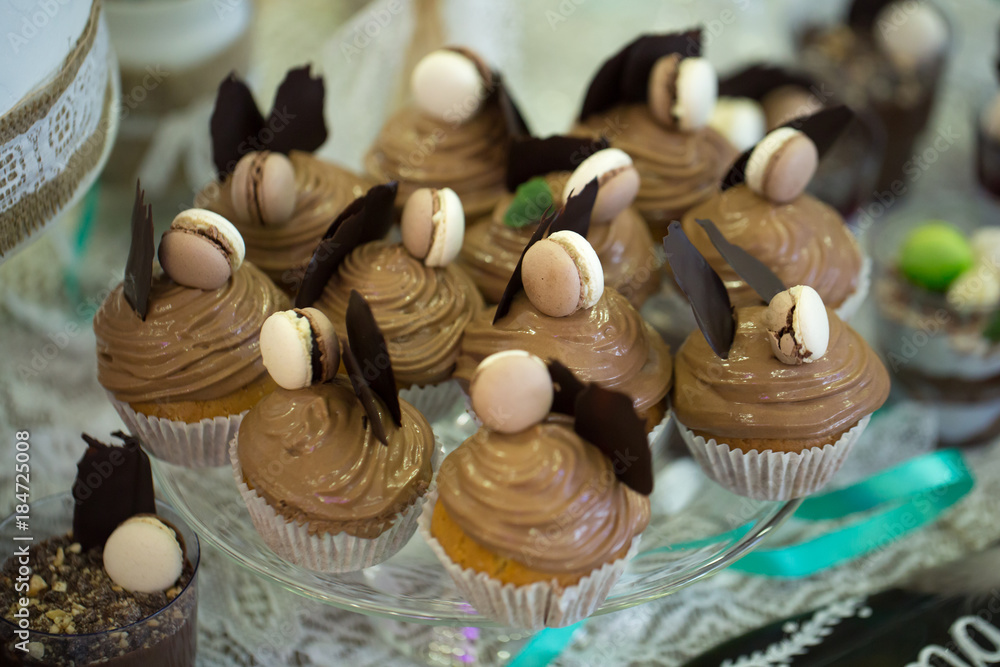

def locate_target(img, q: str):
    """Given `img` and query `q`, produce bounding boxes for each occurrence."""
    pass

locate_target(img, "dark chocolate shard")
[721,105,854,191]
[574,385,653,495]
[579,29,702,120]
[663,221,735,358]
[295,182,398,307]
[494,72,531,139]
[548,360,586,417]
[717,64,817,100]
[210,65,328,178]
[551,178,599,238]
[72,431,156,552]
[342,341,390,445]
[346,289,402,429]
[847,0,899,30]
[493,207,557,323]
[123,180,154,321]
[695,219,786,303]
[505,135,609,191]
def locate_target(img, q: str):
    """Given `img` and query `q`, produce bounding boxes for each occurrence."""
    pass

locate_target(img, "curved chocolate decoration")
[574,384,653,495]
[718,63,817,100]
[123,181,154,321]
[505,135,609,191]
[663,221,734,358]
[492,180,599,322]
[847,0,900,29]
[295,182,398,308]
[344,290,402,445]
[579,29,702,121]
[695,218,786,303]
[721,105,854,192]
[210,65,329,177]
[72,432,156,552]
[494,71,531,139]
[548,358,586,416]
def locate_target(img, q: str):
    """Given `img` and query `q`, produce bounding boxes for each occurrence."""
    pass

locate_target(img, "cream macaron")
[260,307,341,390]
[411,49,489,124]
[230,151,297,227]
[102,515,184,594]
[763,285,830,365]
[521,230,604,318]
[745,127,819,204]
[401,187,466,267]
[469,350,554,433]
[158,208,246,290]
[648,54,718,131]
[562,148,641,224]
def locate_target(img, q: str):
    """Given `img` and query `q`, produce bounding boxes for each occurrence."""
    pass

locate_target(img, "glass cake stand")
[152,400,800,628]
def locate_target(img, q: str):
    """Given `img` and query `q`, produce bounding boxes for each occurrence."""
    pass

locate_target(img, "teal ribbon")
[506,449,973,666]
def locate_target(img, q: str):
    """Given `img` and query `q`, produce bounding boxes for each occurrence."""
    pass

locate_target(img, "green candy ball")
[899,221,974,292]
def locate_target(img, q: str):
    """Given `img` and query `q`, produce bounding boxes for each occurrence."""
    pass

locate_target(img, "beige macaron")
[710,97,767,152]
[648,54,717,131]
[470,350,554,434]
[401,187,465,267]
[764,285,830,365]
[522,230,604,317]
[231,151,297,226]
[745,127,818,204]
[562,148,641,224]
[103,515,184,594]
[158,209,245,290]
[260,308,340,390]
[411,49,489,124]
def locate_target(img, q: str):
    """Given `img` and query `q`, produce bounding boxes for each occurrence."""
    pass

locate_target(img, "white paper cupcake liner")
[399,379,465,424]
[230,437,443,573]
[674,415,871,501]
[108,392,241,468]
[418,490,640,630]
[835,253,872,322]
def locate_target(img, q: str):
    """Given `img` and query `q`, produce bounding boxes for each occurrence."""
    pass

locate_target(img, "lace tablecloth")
[4,0,1000,665]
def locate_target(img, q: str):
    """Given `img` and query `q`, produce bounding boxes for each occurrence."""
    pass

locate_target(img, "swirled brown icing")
[457,172,661,308]
[455,289,672,415]
[94,263,287,404]
[195,151,372,293]
[314,241,485,387]
[672,306,890,440]
[364,104,508,220]
[437,420,650,573]
[237,379,435,538]
[574,104,738,235]
[680,184,863,308]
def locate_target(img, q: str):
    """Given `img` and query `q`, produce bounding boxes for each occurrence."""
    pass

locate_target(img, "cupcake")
[365,47,530,223]
[572,29,738,240]
[0,433,199,665]
[796,0,950,193]
[714,64,884,217]
[455,188,672,432]
[296,181,485,389]
[195,66,372,295]
[679,108,870,320]
[421,351,652,628]
[876,221,1000,446]
[94,186,287,467]
[232,292,437,572]
[665,222,889,500]
[458,135,660,308]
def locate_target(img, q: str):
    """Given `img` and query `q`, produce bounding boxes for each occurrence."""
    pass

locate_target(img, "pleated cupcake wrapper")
[399,379,465,424]
[835,253,872,322]
[108,392,241,468]
[230,437,443,573]
[674,415,870,501]
[418,490,640,630]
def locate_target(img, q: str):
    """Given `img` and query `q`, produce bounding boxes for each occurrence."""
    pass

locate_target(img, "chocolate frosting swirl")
[94,263,288,404]
[680,184,863,308]
[437,420,650,574]
[457,172,661,307]
[237,379,435,538]
[315,241,485,387]
[574,104,738,231]
[455,289,672,415]
[196,151,372,293]
[364,104,508,219]
[672,306,890,440]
